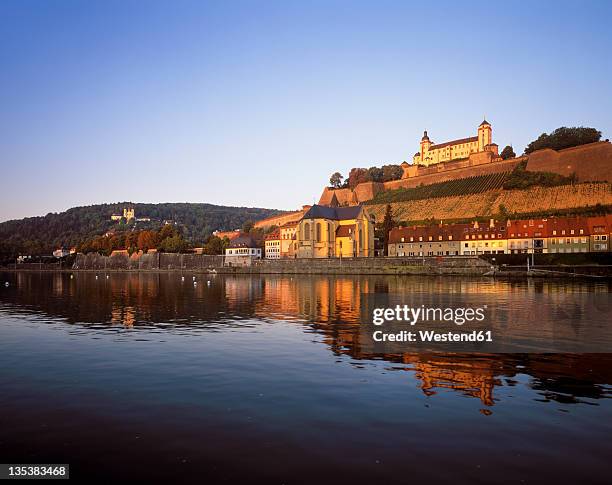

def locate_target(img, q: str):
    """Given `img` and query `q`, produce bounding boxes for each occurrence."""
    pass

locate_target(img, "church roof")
[479,119,491,126]
[430,136,478,150]
[303,204,363,221]
[228,235,260,248]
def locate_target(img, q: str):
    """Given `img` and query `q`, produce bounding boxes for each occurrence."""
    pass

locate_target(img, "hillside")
[0,202,284,258]
[366,182,612,223]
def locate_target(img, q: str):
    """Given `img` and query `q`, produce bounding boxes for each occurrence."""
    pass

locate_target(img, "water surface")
[0,272,610,483]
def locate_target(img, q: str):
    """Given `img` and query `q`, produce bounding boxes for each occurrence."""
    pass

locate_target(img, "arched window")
[328,223,332,240]
[316,223,322,242]
[359,229,363,250]
[304,222,310,241]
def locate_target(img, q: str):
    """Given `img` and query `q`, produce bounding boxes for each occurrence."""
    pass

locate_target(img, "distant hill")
[0,202,284,258]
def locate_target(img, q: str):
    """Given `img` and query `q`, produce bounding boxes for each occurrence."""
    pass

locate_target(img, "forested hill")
[0,202,284,257]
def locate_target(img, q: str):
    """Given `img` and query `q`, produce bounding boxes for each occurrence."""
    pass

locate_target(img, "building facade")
[387,215,611,257]
[506,219,548,254]
[297,205,375,258]
[388,225,463,257]
[547,217,589,253]
[279,221,298,258]
[412,120,499,167]
[225,235,262,266]
[461,220,508,255]
[264,231,281,259]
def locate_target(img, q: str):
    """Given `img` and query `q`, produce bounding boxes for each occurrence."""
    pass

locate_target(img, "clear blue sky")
[1,0,610,222]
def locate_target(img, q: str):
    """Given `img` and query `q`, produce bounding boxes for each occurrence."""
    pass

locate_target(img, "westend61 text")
[372,330,493,343]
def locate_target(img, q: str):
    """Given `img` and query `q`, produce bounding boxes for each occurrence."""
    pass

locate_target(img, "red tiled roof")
[506,219,548,239]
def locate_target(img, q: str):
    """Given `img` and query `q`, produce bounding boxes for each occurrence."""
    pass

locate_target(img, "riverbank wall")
[2,253,610,278]
[70,253,492,276]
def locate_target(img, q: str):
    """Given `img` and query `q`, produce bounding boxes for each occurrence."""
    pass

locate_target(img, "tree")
[382,164,404,182]
[500,145,516,160]
[159,234,190,253]
[203,235,227,255]
[329,172,344,188]
[524,127,601,154]
[347,168,369,189]
[137,230,158,251]
[158,224,177,241]
[366,166,384,183]
[381,204,396,256]
[242,220,254,234]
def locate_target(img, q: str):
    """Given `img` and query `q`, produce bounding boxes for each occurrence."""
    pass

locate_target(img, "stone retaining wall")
[71,253,491,276]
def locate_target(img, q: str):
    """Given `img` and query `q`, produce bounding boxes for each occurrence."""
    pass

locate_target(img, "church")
[296,199,375,258]
[412,120,499,167]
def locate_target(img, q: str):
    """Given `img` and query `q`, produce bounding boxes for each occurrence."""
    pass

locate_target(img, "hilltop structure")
[110,207,136,222]
[412,120,499,167]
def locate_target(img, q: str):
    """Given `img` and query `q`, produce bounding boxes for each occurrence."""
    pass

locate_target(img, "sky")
[0,0,611,222]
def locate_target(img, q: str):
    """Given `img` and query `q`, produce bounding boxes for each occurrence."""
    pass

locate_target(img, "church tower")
[477,119,492,151]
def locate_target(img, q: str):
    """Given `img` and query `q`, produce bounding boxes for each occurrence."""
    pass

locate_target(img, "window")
[316,223,321,242]
[304,223,310,240]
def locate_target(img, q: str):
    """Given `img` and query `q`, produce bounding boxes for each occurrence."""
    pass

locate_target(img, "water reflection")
[1,272,610,409]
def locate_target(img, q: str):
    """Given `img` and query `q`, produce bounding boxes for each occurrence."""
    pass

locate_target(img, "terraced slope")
[366,172,510,205]
[365,182,612,223]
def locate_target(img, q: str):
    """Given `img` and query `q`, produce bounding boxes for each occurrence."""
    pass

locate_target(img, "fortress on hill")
[318,121,612,207]
[252,121,612,230]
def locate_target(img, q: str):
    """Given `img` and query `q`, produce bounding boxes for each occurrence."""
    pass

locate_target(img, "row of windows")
[551,229,585,236]
[550,238,588,244]
[227,248,260,255]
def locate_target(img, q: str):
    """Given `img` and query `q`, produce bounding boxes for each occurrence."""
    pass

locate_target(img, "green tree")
[242,220,254,234]
[159,234,190,253]
[382,164,404,182]
[203,235,227,255]
[500,145,516,160]
[381,204,396,256]
[525,127,601,154]
[329,172,344,188]
[366,166,384,183]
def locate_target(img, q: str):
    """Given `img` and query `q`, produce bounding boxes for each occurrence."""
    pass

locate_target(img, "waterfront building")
[506,219,549,254]
[225,235,262,266]
[461,220,507,255]
[587,216,610,252]
[547,217,590,253]
[388,224,463,257]
[264,231,281,259]
[412,120,499,167]
[279,221,298,258]
[296,204,375,258]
